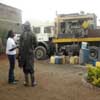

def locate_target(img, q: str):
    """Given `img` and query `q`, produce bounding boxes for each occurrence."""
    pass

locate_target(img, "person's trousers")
[24,73,35,86]
[8,55,16,82]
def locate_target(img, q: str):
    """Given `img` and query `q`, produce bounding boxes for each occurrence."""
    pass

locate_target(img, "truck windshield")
[33,27,40,33]
[44,26,52,33]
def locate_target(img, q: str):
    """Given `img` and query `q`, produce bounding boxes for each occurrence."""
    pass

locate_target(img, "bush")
[86,64,100,87]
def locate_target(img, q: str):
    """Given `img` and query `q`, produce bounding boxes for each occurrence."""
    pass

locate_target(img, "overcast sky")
[0,0,100,25]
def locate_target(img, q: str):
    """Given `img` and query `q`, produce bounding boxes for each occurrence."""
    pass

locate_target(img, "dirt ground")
[0,54,100,100]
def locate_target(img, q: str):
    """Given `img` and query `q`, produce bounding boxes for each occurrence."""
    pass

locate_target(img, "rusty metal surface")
[88,29,100,37]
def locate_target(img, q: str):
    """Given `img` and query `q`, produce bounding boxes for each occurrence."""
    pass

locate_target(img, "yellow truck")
[52,13,100,60]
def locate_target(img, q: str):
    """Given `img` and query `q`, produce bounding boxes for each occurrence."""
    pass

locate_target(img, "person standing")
[6,30,18,84]
[18,21,37,87]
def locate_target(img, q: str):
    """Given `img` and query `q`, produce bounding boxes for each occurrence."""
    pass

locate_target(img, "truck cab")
[33,23,55,60]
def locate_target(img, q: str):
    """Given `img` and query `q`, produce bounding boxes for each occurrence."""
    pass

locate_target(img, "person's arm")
[32,34,37,48]
[9,45,19,51]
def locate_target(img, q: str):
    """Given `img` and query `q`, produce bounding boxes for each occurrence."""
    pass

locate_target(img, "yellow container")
[96,62,100,67]
[74,56,79,64]
[50,56,55,64]
[69,56,79,64]
[70,56,75,64]
[66,56,70,64]
[62,55,66,64]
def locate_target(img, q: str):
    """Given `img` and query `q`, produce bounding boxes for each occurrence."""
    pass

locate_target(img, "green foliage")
[0,47,4,54]
[0,29,7,54]
[86,65,100,87]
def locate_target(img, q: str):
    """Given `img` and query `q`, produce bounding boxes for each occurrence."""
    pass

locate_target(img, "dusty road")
[0,55,100,100]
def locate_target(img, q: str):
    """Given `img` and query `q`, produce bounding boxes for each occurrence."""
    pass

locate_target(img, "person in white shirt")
[6,30,18,84]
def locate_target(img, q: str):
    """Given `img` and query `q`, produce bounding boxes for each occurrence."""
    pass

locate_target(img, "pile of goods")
[50,55,66,64]
[50,55,79,64]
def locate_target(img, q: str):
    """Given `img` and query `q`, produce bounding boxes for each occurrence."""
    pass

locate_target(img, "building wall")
[0,3,22,33]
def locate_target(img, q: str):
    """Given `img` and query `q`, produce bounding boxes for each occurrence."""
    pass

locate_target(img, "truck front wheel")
[34,46,47,60]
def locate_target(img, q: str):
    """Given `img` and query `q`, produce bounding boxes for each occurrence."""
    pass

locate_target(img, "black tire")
[89,46,98,60]
[34,46,47,60]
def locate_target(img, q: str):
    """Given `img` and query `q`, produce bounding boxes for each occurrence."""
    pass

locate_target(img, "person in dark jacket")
[18,21,37,87]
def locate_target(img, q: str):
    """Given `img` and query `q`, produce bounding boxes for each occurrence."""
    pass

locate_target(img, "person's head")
[7,30,15,38]
[23,21,31,32]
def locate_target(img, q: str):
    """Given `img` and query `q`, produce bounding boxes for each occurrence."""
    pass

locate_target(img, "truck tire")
[89,46,98,60]
[34,46,47,60]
